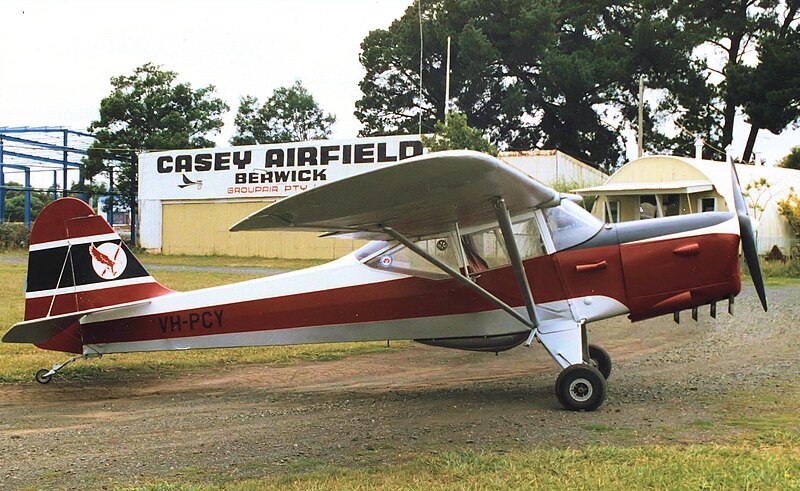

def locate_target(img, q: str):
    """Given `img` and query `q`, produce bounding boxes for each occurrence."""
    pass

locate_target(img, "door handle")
[575,260,608,273]
[673,243,701,256]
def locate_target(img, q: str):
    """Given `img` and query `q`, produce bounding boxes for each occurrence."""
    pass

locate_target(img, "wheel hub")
[569,377,593,402]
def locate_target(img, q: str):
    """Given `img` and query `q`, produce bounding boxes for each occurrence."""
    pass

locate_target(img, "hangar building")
[574,155,800,255]
[139,136,606,259]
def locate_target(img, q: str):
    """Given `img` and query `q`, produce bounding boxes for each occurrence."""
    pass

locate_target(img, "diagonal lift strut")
[492,197,541,330]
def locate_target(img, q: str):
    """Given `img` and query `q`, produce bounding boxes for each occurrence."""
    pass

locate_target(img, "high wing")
[229,150,560,239]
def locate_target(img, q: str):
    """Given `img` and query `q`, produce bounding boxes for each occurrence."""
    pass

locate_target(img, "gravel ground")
[0,284,797,489]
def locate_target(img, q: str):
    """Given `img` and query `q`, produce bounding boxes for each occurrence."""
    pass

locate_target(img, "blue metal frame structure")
[0,126,95,228]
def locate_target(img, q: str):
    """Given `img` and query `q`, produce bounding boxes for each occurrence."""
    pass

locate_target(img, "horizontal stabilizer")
[2,299,152,345]
[230,150,560,240]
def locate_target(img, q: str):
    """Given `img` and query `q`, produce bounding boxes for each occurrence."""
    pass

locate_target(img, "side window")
[462,228,508,271]
[513,217,546,260]
[366,234,459,279]
[461,217,546,273]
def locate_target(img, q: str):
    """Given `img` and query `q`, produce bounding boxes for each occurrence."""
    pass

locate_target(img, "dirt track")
[1,284,798,489]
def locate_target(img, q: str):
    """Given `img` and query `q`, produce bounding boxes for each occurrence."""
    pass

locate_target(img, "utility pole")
[637,76,644,158]
[444,36,451,119]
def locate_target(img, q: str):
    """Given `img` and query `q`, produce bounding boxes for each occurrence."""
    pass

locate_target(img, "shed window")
[698,197,716,213]
[605,200,620,223]
[639,195,658,219]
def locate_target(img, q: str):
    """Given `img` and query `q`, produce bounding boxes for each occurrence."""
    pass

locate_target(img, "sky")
[0,0,797,186]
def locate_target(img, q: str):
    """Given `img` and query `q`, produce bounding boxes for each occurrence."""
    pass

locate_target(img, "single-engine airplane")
[2,150,767,411]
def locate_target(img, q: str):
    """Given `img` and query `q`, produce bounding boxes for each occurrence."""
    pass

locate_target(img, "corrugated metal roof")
[574,180,713,195]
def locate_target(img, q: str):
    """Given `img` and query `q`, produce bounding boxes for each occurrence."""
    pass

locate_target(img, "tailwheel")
[35,369,53,385]
[555,364,606,411]
[588,344,612,380]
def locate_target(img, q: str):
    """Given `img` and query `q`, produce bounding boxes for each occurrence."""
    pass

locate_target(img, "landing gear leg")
[537,319,608,411]
[35,353,100,384]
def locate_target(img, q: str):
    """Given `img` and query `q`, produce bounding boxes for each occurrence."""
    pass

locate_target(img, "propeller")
[729,155,768,311]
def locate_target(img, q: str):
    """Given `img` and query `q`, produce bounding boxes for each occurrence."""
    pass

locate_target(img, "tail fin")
[21,198,171,352]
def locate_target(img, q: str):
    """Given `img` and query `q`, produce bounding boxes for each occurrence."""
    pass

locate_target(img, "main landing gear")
[535,318,613,411]
[554,343,613,411]
[555,364,607,411]
[34,354,100,384]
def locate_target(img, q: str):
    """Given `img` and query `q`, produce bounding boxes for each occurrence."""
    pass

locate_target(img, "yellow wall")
[162,201,367,259]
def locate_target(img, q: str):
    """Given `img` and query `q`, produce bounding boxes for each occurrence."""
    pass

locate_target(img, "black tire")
[588,344,612,380]
[555,364,607,411]
[35,369,52,384]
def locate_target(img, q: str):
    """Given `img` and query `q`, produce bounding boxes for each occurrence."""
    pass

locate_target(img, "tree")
[729,4,800,161]
[421,112,498,155]
[356,0,705,172]
[230,81,336,145]
[85,63,229,211]
[2,181,52,222]
[779,146,800,169]
[670,0,799,159]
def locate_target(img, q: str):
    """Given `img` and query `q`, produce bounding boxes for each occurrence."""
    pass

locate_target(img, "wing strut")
[492,198,542,329]
[380,225,534,330]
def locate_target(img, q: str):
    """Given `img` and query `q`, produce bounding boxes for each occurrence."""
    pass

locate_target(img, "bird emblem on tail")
[89,242,127,280]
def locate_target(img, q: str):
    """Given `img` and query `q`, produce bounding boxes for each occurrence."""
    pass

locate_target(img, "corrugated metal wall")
[161,200,366,259]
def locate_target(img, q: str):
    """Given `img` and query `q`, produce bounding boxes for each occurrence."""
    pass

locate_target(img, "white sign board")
[139,135,424,201]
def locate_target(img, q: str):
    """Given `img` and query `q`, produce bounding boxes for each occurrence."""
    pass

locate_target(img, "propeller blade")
[729,156,768,311]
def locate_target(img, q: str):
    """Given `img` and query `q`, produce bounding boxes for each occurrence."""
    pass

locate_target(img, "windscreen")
[542,200,604,250]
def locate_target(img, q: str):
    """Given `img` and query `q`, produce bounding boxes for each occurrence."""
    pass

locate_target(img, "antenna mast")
[444,36,451,119]
[418,1,424,134]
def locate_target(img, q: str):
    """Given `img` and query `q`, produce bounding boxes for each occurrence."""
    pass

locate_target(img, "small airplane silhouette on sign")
[178,174,203,190]
[2,151,766,411]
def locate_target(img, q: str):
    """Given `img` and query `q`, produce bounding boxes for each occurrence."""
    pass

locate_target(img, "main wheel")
[555,364,606,411]
[35,369,52,384]
[588,344,612,379]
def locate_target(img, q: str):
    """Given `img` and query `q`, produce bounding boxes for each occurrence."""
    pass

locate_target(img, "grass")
[121,444,800,490]
[0,255,399,384]
[135,251,327,271]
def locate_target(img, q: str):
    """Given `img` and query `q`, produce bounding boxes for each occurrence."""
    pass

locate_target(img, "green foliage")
[230,81,335,145]
[356,0,712,172]
[729,25,800,160]
[779,146,800,170]
[0,223,29,250]
[85,63,229,210]
[2,181,53,222]
[420,112,498,156]
[778,188,800,240]
[69,180,112,212]
[356,1,798,169]
[550,177,598,212]
[670,0,800,161]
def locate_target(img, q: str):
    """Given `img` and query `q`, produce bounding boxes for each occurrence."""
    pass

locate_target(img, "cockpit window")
[362,215,549,278]
[365,234,459,279]
[542,200,603,250]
